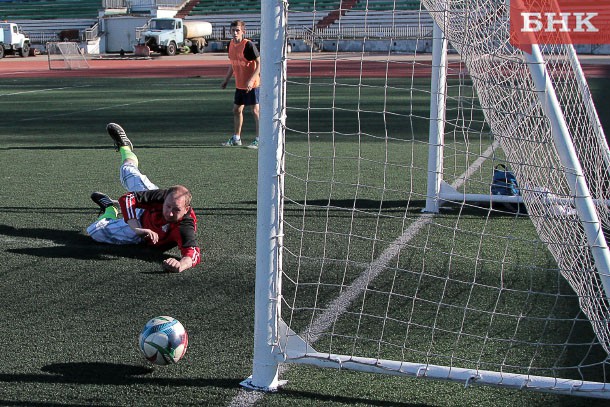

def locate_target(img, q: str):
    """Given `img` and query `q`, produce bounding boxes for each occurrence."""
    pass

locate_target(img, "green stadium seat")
[0,0,100,20]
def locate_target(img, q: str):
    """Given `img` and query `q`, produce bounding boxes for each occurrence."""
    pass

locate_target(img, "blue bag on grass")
[491,164,520,196]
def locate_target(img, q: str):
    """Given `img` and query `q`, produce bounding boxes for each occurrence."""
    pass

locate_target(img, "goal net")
[47,42,89,70]
[247,0,610,399]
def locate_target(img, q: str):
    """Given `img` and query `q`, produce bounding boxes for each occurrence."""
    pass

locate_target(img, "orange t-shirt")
[228,39,260,90]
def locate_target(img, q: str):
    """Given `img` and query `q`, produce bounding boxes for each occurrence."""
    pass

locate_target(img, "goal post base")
[240,320,295,392]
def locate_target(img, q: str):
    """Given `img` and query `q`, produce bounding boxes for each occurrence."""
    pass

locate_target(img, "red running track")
[1,53,609,78]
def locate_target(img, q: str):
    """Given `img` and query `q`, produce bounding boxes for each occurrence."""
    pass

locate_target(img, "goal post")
[524,42,610,301]
[246,0,610,399]
[241,0,287,391]
[47,42,89,70]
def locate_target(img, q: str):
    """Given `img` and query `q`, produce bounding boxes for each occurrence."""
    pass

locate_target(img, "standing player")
[220,20,260,149]
[87,123,201,273]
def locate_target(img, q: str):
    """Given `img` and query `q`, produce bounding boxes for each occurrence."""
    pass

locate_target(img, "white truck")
[0,22,31,58]
[139,18,212,56]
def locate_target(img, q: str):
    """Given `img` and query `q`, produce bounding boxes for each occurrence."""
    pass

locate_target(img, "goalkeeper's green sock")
[119,146,139,167]
[97,206,119,221]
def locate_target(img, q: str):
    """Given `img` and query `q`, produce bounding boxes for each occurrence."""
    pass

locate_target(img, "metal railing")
[84,22,99,41]
[208,25,432,42]
[301,25,434,40]
[102,0,127,8]
[26,22,100,44]
[102,0,185,9]
[27,31,61,44]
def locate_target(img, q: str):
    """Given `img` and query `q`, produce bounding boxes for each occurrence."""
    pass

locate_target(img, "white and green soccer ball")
[138,316,188,365]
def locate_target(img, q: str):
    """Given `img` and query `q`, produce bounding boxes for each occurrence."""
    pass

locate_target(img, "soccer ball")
[138,316,188,365]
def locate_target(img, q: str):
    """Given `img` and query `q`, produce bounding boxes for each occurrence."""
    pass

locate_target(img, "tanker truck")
[138,18,212,56]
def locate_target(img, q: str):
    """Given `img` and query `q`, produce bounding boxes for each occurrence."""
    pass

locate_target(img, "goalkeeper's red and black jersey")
[118,189,201,267]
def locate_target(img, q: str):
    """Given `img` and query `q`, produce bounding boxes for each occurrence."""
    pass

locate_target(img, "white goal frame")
[243,0,610,399]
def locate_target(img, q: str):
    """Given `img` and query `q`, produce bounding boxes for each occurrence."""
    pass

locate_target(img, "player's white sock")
[233,134,241,141]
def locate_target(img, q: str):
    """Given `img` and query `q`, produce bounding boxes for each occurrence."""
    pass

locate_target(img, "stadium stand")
[187,0,431,35]
[0,0,100,20]
[189,0,422,16]
[189,0,342,15]
[315,0,358,29]
[175,0,200,19]
[352,0,422,11]
[188,0,257,15]
[14,18,98,44]
[188,0,426,38]
[0,0,431,53]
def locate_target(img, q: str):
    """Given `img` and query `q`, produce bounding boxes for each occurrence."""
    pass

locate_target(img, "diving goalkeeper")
[86,123,201,273]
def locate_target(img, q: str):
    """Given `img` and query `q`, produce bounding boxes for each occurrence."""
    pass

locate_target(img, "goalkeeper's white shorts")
[86,163,158,245]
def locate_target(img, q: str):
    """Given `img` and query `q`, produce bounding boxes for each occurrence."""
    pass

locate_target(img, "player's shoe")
[221,137,242,147]
[247,139,258,149]
[91,192,118,215]
[106,123,133,151]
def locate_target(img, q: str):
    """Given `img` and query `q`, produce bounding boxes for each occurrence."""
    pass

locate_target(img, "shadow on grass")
[0,224,168,265]
[6,363,423,407]
[0,144,251,151]
[273,198,526,217]
[0,362,240,389]
[277,388,427,407]
[41,362,154,383]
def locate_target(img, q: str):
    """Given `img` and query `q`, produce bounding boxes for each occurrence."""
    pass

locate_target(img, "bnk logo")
[510,0,610,52]
[521,12,598,33]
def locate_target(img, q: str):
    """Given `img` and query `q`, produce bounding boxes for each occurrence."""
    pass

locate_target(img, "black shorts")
[234,88,260,106]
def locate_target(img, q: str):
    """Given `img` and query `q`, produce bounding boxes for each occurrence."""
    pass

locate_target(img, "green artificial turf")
[1,76,610,406]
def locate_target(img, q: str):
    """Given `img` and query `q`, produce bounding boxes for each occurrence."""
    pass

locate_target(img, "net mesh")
[421,0,610,352]
[275,0,610,394]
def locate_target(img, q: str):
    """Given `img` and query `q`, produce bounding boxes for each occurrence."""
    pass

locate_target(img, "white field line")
[228,141,500,406]
[0,85,167,122]
[0,85,90,97]
[20,99,168,122]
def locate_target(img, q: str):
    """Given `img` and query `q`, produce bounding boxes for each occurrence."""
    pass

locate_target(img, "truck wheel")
[165,41,177,56]
[0,45,4,59]
[19,43,30,57]
[193,38,207,54]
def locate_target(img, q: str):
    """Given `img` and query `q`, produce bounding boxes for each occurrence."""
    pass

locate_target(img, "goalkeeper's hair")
[168,185,192,208]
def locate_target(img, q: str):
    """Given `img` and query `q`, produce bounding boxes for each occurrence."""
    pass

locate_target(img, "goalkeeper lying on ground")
[86,123,201,273]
